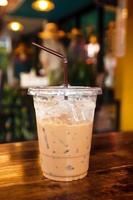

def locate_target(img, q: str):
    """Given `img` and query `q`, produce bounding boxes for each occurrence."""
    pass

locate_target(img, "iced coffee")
[29,86,101,181]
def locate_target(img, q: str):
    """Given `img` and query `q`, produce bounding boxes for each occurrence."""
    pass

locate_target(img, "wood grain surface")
[0,132,133,200]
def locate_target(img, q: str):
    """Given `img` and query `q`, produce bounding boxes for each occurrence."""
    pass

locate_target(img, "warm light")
[32,0,55,12]
[0,0,8,6]
[122,8,128,19]
[38,0,48,10]
[8,22,23,32]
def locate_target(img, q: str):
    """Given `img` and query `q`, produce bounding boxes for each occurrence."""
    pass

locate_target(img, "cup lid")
[28,86,102,97]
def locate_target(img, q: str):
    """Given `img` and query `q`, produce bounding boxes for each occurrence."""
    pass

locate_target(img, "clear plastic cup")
[28,86,101,181]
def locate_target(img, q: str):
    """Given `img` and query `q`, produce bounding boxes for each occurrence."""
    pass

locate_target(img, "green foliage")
[1,85,36,142]
[68,62,95,86]
[0,47,9,71]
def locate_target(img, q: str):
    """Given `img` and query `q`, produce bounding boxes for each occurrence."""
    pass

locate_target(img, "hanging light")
[0,0,8,6]
[32,0,55,12]
[8,21,23,32]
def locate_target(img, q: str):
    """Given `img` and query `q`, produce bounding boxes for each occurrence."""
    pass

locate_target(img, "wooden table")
[0,132,133,200]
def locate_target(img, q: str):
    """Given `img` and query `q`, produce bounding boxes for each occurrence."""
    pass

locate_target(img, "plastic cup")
[28,86,101,181]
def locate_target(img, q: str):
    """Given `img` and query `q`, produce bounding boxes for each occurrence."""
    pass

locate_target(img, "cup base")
[43,171,87,182]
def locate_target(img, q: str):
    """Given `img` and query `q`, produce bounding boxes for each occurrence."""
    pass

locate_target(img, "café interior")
[0,0,132,143]
[0,1,133,199]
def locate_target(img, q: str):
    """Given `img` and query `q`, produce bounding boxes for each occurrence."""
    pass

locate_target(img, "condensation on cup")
[28,86,102,181]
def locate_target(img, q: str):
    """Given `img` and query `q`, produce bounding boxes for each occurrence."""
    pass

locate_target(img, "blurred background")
[0,0,132,143]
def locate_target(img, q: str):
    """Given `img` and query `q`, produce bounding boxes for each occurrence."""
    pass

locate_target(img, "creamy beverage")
[29,43,101,181]
[37,118,93,181]
[28,86,101,181]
